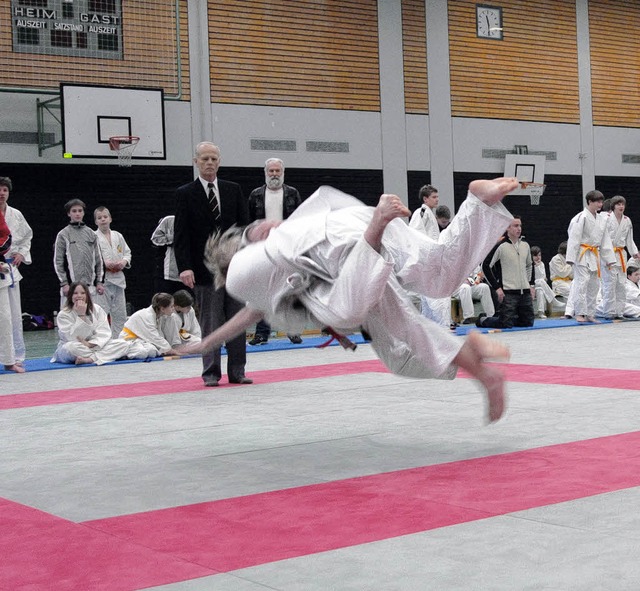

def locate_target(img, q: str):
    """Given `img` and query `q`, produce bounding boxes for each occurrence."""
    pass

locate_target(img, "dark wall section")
[454,173,584,265]
[3,164,383,316]
[594,177,640,221]
[407,171,432,213]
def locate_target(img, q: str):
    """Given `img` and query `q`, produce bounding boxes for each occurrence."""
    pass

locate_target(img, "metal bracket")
[36,96,62,156]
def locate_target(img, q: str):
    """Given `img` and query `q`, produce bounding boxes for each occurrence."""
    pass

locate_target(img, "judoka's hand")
[495,287,505,303]
[247,220,280,242]
[96,282,105,295]
[11,253,25,267]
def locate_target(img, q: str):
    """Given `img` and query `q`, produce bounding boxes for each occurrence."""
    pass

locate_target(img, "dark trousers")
[194,283,247,382]
[482,291,535,329]
[255,318,271,340]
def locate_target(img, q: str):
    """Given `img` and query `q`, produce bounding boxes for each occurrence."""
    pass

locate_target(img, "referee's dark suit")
[174,173,250,385]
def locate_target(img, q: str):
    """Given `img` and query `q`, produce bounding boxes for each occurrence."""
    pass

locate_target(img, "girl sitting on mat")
[120,292,183,359]
[51,281,132,366]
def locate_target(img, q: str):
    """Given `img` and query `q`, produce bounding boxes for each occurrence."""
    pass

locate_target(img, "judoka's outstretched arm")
[181,306,263,355]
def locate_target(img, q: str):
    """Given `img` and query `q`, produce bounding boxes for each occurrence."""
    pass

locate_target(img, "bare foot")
[586,316,600,324]
[453,331,510,423]
[4,364,25,374]
[468,177,519,206]
[75,356,93,365]
[364,194,411,252]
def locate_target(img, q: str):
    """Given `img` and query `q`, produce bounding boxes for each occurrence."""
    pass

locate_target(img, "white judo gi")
[624,278,640,318]
[549,252,573,298]
[452,266,495,321]
[408,203,452,327]
[599,212,638,318]
[121,305,181,359]
[95,229,132,337]
[52,304,131,365]
[566,208,615,317]
[3,205,32,363]
[173,308,202,344]
[227,186,512,380]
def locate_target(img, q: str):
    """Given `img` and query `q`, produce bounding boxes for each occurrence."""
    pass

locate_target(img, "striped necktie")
[207,182,221,223]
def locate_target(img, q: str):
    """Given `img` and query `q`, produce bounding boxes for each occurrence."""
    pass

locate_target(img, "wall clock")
[476,4,503,40]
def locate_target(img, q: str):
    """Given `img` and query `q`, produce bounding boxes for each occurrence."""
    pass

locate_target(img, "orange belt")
[613,246,627,273]
[551,276,571,282]
[121,326,139,341]
[579,243,601,277]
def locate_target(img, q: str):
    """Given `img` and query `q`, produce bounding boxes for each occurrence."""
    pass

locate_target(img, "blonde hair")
[204,226,245,290]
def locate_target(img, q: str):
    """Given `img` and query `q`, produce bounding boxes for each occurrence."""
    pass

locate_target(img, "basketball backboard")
[504,154,545,195]
[60,83,166,160]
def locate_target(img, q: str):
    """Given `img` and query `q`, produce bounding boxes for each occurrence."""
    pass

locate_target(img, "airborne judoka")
[185,177,519,422]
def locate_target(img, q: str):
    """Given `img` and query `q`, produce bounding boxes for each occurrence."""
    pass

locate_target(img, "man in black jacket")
[174,142,252,387]
[247,157,303,345]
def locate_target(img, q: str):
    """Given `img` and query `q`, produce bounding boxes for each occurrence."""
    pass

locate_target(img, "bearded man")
[247,157,304,345]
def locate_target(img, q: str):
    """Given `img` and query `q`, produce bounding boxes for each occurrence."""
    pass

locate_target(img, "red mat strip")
[2,361,640,411]
[82,430,640,573]
[0,500,215,591]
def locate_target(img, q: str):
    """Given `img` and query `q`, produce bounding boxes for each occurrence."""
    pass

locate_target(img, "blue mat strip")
[0,334,368,375]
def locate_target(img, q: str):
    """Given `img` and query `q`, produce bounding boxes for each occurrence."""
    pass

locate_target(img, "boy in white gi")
[566,190,616,323]
[531,246,562,319]
[94,206,132,337]
[624,265,640,318]
[549,241,573,299]
[0,176,32,368]
[408,185,452,328]
[173,289,202,344]
[599,195,639,319]
[186,178,520,423]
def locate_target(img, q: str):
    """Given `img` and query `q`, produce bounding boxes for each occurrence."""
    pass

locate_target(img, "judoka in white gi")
[408,185,452,328]
[0,176,32,368]
[51,282,131,366]
[172,289,202,344]
[566,190,615,322]
[548,241,573,300]
[623,265,640,318]
[598,196,639,319]
[94,206,132,337]
[121,293,182,359]
[185,178,521,423]
[452,265,495,323]
[531,246,562,319]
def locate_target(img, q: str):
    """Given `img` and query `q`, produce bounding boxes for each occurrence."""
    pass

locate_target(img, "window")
[51,30,72,47]
[62,4,74,18]
[97,33,118,51]
[89,0,116,13]
[16,27,40,44]
[76,31,87,48]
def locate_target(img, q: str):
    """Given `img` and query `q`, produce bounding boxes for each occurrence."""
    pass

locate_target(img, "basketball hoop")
[521,182,546,206]
[109,136,140,167]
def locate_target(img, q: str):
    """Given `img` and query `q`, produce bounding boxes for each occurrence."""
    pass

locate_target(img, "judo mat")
[4,321,640,589]
[3,318,626,374]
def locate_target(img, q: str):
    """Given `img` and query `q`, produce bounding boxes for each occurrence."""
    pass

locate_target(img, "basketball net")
[109,136,140,167]
[521,182,546,206]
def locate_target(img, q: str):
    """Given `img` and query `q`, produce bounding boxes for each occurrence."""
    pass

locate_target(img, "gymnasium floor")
[3,322,640,590]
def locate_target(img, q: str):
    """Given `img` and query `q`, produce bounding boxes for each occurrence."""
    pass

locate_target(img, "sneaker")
[536,312,547,319]
[462,318,476,325]
[248,335,268,346]
[475,313,487,327]
[288,335,303,344]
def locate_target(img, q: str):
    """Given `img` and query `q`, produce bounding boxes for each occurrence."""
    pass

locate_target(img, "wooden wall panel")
[208,0,380,111]
[448,0,580,123]
[0,0,189,99]
[590,0,640,128]
[402,0,428,114]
